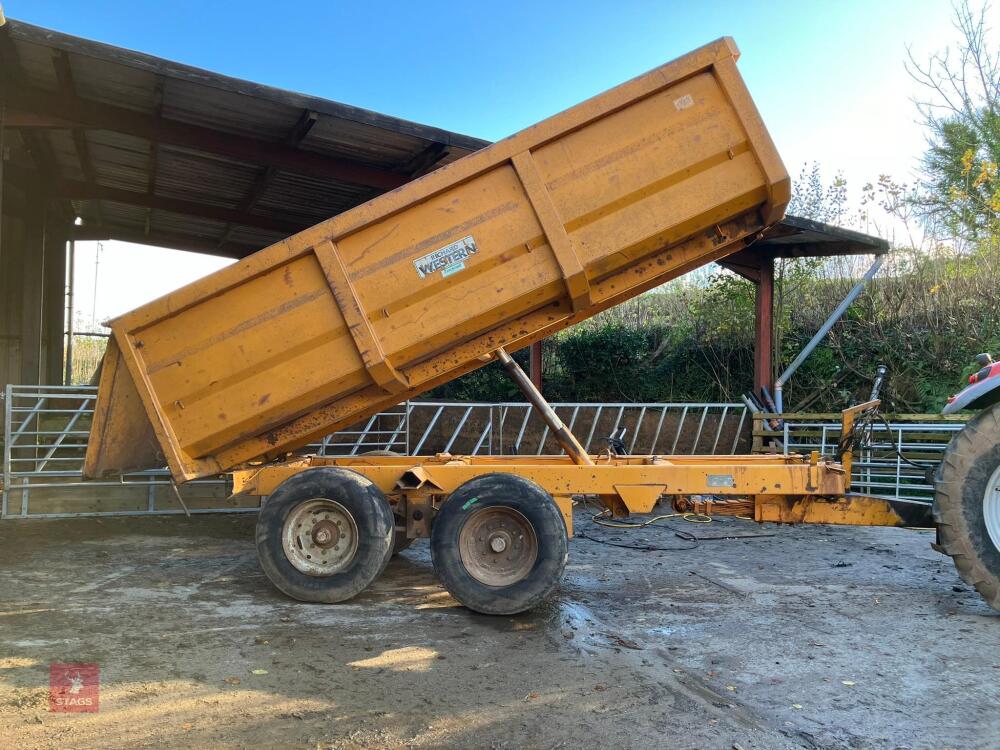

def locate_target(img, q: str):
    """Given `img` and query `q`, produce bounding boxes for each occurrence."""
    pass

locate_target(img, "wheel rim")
[458,506,538,587]
[985,464,1000,552]
[282,499,359,576]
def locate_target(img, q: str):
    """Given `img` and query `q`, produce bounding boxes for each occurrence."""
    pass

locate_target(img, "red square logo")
[49,663,99,713]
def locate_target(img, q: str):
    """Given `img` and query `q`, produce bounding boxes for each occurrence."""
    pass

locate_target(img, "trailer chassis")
[235,349,931,614]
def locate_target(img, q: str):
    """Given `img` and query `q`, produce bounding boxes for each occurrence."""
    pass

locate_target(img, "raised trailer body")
[83,38,966,616]
[84,37,787,484]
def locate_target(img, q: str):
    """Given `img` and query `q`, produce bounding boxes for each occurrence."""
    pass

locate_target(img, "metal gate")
[2,384,244,519]
[3,384,748,519]
[399,401,748,457]
[6,384,968,516]
[754,414,966,503]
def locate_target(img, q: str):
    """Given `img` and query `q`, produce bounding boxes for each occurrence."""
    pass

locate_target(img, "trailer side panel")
[85,37,788,482]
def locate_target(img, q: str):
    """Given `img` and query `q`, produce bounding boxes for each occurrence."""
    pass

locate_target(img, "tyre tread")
[935,404,1000,609]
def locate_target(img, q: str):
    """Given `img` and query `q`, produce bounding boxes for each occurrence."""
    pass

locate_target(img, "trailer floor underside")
[0,512,996,750]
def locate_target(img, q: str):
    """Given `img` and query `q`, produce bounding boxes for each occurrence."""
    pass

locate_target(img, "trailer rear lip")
[85,36,789,484]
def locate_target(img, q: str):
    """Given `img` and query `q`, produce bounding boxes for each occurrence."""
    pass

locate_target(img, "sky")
[9,0,990,328]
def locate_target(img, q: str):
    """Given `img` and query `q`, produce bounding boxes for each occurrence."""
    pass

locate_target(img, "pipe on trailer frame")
[494,348,594,466]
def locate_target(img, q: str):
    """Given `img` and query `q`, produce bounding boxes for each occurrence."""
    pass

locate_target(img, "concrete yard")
[0,510,997,750]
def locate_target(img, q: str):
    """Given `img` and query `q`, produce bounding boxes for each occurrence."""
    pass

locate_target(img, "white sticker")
[674,94,694,111]
[413,235,478,279]
[707,473,736,488]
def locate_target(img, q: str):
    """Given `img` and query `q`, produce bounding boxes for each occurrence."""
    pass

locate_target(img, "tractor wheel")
[256,467,394,603]
[430,473,567,615]
[359,450,413,555]
[934,402,1000,610]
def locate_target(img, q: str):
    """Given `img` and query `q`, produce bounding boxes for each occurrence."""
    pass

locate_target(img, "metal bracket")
[314,240,409,394]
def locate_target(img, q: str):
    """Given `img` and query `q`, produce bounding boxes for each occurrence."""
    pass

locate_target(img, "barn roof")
[1,17,889,262]
[1,16,489,257]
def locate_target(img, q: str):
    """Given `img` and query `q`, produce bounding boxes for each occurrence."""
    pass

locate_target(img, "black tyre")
[256,467,394,603]
[430,473,568,615]
[359,450,413,556]
[934,402,1000,610]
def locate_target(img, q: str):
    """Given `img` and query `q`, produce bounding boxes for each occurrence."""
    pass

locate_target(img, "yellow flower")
[973,160,997,188]
[990,189,1000,213]
[961,149,975,176]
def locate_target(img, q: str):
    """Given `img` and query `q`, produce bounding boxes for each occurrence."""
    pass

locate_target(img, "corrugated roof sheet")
[2,19,887,263]
[2,17,489,257]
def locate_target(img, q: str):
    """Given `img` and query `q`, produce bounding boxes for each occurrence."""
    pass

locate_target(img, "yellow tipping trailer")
[84,38,939,615]
[85,37,786,484]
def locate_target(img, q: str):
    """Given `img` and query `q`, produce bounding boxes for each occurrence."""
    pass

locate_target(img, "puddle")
[646,624,693,637]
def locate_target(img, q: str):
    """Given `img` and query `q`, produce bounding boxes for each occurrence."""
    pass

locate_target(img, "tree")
[788,163,850,225]
[908,1,1000,243]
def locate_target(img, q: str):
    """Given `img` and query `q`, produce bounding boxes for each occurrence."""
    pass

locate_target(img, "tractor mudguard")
[943,372,1000,414]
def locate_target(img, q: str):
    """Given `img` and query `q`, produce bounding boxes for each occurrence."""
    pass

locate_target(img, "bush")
[425,241,1000,413]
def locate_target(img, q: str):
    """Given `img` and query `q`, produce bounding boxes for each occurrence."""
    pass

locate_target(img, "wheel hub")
[282,499,358,576]
[985,465,1000,552]
[311,520,341,548]
[458,506,538,587]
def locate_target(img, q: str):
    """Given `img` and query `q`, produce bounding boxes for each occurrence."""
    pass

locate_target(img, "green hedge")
[427,245,1000,413]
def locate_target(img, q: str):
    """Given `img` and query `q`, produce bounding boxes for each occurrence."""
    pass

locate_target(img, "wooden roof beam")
[53,48,104,226]
[5,80,411,190]
[0,158,310,234]
[759,242,887,258]
[284,109,319,148]
[44,174,309,234]
[144,75,165,237]
[718,258,763,283]
[0,111,77,128]
[5,18,489,154]
[405,142,450,178]
[241,109,319,214]
[0,28,60,183]
[71,225,258,259]
[217,108,320,249]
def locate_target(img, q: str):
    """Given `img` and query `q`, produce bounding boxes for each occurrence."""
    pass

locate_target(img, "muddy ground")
[0,510,997,750]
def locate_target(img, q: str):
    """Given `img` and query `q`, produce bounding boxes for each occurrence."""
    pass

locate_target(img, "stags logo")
[50,663,99,713]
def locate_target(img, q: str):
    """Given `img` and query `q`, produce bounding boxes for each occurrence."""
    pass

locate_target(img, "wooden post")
[529,340,543,392]
[18,189,45,385]
[64,240,75,385]
[43,217,69,384]
[751,412,763,454]
[753,255,774,397]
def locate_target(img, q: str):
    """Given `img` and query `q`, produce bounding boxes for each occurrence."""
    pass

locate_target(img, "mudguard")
[943,370,1000,414]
